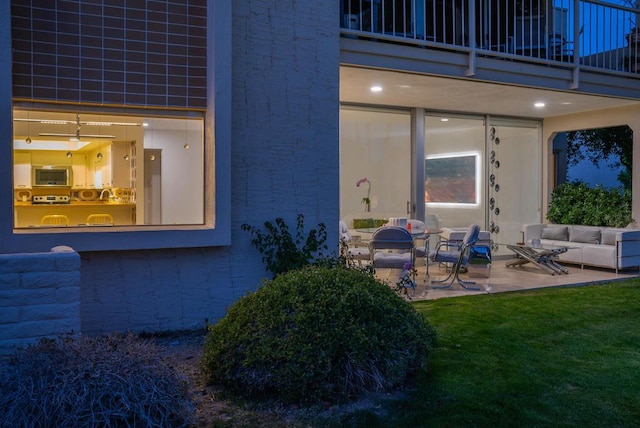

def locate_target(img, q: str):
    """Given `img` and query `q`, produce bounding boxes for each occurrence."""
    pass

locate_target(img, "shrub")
[547,181,633,227]
[0,333,194,427]
[241,213,329,277]
[202,266,437,405]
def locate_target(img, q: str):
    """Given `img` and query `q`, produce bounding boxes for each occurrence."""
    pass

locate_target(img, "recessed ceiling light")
[561,101,572,105]
[370,86,383,93]
[440,118,449,122]
[534,102,546,108]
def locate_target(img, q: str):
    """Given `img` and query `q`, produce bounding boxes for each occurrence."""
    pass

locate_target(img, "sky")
[567,152,624,188]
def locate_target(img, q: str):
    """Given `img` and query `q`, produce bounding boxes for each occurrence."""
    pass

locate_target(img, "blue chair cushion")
[429,250,469,265]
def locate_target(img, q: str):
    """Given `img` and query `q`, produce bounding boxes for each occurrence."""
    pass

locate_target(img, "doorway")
[144,149,162,224]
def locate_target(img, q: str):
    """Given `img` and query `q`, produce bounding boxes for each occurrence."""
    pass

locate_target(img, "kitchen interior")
[13,109,204,228]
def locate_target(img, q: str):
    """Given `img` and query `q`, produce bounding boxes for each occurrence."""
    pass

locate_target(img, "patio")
[375,257,640,301]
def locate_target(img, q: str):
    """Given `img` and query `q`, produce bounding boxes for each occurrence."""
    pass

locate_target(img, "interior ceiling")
[340,66,640,119]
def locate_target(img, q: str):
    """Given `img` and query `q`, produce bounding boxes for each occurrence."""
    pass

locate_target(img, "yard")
[330,279,640,427]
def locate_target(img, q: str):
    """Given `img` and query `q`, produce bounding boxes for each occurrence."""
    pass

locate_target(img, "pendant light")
[25,111,32,143]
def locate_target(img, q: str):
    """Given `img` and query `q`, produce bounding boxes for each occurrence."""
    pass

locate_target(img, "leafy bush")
[547,181,633,227]
[241,213,329,277]
[0,333,194,427]
[202,266,437,405]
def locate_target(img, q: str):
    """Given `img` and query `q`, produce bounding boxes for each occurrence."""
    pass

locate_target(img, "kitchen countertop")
[15,201,135,207]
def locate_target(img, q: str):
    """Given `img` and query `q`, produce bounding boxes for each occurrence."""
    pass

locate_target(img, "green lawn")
[329,280,640,427]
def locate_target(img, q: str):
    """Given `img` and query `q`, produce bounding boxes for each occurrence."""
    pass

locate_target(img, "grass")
[322,279,640,427]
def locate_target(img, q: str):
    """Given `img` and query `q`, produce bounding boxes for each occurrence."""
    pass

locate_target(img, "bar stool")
[40,215,70,226]
[86,213,114,225]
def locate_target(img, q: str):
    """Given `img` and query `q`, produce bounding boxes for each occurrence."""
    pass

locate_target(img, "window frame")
[1,0,231,252]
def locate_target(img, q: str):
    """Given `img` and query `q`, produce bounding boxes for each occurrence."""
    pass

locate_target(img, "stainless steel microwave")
[32,166,73,187]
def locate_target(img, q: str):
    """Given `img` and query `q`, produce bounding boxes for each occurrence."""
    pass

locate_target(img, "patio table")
[504,243,571,275]
[355,227,442,275]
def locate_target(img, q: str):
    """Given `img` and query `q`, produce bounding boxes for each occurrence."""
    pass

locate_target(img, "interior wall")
[143,128,204,224]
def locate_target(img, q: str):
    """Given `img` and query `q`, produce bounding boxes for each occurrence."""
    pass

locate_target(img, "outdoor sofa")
[523,223,640,273]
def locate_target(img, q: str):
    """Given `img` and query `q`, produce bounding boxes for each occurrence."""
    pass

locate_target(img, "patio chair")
[369,226,415,271]
[429,223,480,290]
[548,33,574,61]
[340,220,370,265]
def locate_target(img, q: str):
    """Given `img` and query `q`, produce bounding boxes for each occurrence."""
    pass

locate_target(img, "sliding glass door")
[340,106,543,256]
[340,106,412,226]
[424,115,487,231]
[424,114,541,255]
[487,119,542,254]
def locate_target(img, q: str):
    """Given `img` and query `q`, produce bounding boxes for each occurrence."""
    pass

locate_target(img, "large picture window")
[13,107,204,228]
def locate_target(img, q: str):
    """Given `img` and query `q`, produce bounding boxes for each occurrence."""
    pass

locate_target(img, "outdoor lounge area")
[375,256,640,300]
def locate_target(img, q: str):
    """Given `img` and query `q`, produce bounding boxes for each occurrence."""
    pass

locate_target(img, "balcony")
[340,0,640,80]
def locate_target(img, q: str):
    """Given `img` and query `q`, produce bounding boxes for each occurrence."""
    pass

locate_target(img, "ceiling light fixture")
[534,102,546,108]
[14,118,141,127]
[39,133,117,139]
[370,85,383,92]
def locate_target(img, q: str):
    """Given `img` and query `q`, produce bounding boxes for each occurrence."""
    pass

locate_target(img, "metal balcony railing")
[340,0,640,76]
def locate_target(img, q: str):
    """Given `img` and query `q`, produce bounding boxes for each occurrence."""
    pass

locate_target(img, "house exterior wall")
[0,247,80,357]
[78,0,340,334]
[1,0,341,338]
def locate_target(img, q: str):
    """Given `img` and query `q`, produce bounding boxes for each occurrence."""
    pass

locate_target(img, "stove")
[32,195,70,204]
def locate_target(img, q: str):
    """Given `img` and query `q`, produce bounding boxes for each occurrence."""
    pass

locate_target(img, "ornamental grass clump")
[0,333,194,427]
[203,266,437,405]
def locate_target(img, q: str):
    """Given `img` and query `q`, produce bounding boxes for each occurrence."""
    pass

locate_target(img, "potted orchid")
[356,177,372,212]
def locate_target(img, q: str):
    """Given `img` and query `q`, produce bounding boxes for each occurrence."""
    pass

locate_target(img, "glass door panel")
[488,119,542,255]
[424,115,486,232]
[340,106,412,229]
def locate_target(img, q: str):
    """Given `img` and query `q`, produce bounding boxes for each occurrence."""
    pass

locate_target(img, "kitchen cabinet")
[72,153,88,188]
[110,141,132,188]
[14,152,32,188]
[95,142,131,188]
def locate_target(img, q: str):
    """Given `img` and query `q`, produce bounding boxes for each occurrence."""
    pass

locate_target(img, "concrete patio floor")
[375,257,640,301]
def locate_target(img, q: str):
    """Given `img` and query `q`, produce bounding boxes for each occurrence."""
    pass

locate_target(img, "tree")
[565,125,633,190]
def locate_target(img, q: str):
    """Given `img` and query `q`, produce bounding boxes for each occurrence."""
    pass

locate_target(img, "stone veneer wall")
[0,246,80,357]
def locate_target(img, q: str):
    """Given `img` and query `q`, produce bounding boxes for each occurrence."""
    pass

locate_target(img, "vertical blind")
[11,0,207,109]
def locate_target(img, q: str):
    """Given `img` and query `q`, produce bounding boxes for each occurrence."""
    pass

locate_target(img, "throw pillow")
[541,226,569,241]
[570,226,601,244]
[601,230,618,246]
